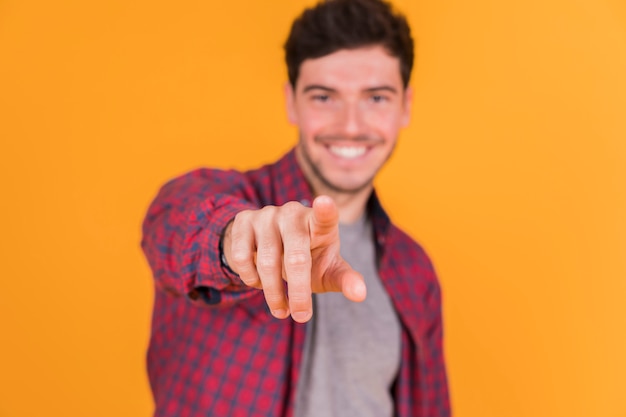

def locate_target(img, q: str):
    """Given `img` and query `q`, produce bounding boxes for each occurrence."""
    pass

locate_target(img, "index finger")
[309,195,339,236]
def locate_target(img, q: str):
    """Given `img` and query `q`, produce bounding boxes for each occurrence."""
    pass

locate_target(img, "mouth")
[328,145,368,159]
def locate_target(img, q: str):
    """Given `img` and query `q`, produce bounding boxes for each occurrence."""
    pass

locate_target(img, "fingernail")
[272,309,287,318]
[292,311,311,322]
[355,281,367,298]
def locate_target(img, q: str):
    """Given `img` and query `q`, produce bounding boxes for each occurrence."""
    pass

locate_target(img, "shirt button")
[299,199,311,207]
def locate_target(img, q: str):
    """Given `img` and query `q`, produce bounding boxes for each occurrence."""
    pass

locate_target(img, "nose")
[337,102,365,137]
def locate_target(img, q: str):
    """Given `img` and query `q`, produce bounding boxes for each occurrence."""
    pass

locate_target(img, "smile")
[328,145,367,159]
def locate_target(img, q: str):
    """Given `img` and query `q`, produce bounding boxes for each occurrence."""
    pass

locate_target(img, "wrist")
[219,220,238,276]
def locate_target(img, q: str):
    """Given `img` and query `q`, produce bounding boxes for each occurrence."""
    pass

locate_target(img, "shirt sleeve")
[141,167,261,307]
[421,264,451,417]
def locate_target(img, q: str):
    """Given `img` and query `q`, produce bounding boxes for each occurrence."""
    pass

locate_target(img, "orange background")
[1,0,625,416]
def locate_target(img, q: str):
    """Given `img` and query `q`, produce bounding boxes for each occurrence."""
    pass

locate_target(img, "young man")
[141,0,450,416]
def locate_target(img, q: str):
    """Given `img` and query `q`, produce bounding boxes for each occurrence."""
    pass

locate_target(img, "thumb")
[323,259,367,302]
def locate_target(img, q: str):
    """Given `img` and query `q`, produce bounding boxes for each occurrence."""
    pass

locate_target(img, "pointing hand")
[222,195,367,323]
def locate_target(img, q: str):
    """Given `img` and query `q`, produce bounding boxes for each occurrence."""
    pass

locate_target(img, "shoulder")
[163,166,247,190]
[158,165,265,203]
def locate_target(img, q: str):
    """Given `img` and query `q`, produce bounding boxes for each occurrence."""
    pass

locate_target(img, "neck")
[321,186,371,224]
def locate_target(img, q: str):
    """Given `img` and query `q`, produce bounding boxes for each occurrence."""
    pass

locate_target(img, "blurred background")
[1,0,625,416]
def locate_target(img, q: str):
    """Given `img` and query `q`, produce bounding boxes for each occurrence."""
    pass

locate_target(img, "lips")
[328,145,367,159]
[315,134,383,161]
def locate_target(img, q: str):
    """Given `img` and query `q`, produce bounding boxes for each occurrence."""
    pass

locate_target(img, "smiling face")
[286,45,413,198]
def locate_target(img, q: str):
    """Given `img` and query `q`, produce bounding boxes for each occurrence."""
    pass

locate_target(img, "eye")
[370,95,388,103]
[312,94,330,102]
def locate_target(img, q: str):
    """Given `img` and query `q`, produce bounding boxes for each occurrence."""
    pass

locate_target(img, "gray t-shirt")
[294,214,402,417]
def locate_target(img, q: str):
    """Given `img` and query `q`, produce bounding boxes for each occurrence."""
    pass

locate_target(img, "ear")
[401,86,413,127]
[284,82,298,125]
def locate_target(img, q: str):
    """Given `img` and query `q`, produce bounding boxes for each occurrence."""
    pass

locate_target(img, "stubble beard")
[298,133,396,196]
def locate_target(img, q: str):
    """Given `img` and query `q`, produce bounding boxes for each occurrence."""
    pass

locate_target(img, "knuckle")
[234,208,267,231]
[259,205,277,214]
[256,254,279,271]
[252,207,280,237]
[233,210,251,226]
[282,201,302,210]
[281,201,305,216]
[256,206,277,224]
[284,250,311,269]
[230,216,249,241]
[230,250,250,267]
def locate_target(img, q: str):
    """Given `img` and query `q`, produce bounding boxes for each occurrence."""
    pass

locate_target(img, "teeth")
[329,146,366,159]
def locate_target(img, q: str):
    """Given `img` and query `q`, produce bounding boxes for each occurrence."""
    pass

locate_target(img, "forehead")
[296,46,403,92]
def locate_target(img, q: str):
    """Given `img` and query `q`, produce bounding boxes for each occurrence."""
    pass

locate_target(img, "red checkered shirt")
[141,149,450,417]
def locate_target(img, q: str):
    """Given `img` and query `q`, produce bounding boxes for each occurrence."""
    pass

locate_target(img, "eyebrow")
[302,85,336,93]
[301,84,399,94]
[364,86,398,94]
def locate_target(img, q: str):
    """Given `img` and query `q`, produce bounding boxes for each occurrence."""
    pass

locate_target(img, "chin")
[323,176,374,195]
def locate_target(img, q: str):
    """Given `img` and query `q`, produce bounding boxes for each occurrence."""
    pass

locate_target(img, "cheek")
[368,113,403,139]
[297,109,331,137]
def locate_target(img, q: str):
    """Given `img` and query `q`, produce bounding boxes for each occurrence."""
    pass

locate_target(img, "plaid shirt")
[141,149,450,417]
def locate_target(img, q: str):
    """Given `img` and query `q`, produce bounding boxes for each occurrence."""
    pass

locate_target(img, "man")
[141,0,450,416]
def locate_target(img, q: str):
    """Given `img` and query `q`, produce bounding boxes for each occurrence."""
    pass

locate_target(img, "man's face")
[286,45,412,196]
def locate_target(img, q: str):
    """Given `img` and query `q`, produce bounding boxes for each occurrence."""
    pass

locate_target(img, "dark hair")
[284,0,414,89]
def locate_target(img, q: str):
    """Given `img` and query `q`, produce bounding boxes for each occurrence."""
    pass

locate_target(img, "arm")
[142,168,366,317]
[140,168,259,307]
